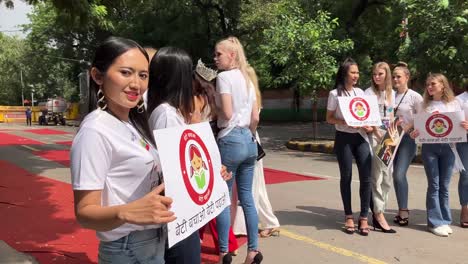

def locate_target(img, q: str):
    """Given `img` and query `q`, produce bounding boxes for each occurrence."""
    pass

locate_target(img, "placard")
[154,122,230,247]
[414,111,466,144]
[338,95,382,126]
[375,118,405,167]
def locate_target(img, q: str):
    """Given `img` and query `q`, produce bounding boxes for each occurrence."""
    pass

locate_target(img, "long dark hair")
[147,47,194,123]
[88,36,155,146]
[193,73,217,119]
[334,58,358,96]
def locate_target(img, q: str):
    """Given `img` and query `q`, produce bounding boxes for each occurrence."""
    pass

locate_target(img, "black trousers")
[165,231,201,264]
[334,131,372,218]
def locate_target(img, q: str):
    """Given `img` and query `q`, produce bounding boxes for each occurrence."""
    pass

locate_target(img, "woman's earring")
[97,87,107,110]
[137,100,145,113]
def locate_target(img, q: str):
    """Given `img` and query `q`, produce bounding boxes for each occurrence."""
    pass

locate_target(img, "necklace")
[105,109,151,151]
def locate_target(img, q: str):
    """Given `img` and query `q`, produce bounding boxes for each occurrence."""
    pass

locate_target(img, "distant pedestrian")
[25,107,32,126]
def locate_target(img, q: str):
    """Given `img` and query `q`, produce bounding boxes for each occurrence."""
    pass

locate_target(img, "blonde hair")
[216,36,251,90]
[423,73,455,108]
[246,66,262,107]
[144,47,157,61]
[371,62,393,103]
[393,61,410,79]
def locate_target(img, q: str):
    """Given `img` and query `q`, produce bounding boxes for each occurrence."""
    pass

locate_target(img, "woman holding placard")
[410,73,462,237]
[391,62,423,227]
[326,58,373,236]
[364,62,396,233]
[456,85,468,228]
[70,37,176,264]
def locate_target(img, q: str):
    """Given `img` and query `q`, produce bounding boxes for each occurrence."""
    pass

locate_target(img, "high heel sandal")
[372,215,396,233]
[393,209,409,226]
[246,251,263,264]
[221,253,232,264]
[259,227,280,238]
[357,218,370,236]
[343,216,355,234]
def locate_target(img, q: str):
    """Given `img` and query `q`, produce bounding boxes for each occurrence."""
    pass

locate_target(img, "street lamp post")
[20,69,25,107]
[28,84,34,107]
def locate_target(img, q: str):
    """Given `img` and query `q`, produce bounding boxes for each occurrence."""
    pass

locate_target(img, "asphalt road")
[1,122,467,264]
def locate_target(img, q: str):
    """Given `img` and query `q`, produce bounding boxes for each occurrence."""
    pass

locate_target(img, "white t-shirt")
[216,69,256,138]
[420,99,462,113]
[71,109,163,242]
[394,89,423,129]
[327,87,365,133]
[365,87,395,121]
[149,103,186,130]
[456,92,468,120]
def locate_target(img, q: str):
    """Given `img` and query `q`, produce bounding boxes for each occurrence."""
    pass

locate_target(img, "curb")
[286,139,423,163]
[285,140,334,154]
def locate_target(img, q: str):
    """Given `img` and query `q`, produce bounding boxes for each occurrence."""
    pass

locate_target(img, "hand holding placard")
[118,183,177,225]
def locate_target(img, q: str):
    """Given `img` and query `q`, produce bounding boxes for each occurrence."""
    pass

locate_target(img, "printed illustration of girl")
[355,102,366,117]
[189,144,207,190]
[431,119,447,133]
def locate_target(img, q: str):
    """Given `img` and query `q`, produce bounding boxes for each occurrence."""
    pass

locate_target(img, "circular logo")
[179,129,214,205]
[425,114,453,138]
[349,97,370,121]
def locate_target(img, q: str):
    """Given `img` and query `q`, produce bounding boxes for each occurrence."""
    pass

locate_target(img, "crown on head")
[195,59,217,82]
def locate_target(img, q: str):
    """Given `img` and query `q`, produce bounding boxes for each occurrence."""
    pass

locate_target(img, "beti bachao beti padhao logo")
[179,129,214,205]
[349,97,370,121]
[425,113,453,138]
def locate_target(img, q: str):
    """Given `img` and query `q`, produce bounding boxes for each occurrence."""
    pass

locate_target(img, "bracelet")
[407,128,414,134]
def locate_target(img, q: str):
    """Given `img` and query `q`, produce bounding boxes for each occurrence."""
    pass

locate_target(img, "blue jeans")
[98,228,166,264]
[421,144,455,227]
[334,131,372,218]
[165,231,200,264]
[457,141,468,206]
[216,127,258,252]
[393,134,417,209]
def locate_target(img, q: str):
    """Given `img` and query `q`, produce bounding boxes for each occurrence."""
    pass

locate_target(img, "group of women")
[327,58,468,237]
[70,36,281,264]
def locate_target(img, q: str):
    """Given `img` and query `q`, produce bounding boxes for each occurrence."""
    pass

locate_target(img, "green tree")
[242,1,353,96]
[0,33,25,105]
[398,0,467,84]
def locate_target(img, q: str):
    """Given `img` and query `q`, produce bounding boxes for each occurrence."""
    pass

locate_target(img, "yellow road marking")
[21,145,39,152]
[280,228,388,264]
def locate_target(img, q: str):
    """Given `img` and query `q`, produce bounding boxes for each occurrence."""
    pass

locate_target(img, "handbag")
[256,141,266,161]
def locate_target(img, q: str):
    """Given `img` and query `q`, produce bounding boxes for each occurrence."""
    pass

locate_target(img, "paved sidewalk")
[279,122,423,163]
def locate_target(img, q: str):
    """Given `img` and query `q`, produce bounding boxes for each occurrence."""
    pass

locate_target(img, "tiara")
[195,59,217,82]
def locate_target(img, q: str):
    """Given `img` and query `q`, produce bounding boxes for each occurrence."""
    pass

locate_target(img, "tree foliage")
[1,0,467,106]
[397,0,467,84]
[242,1,353,96]
[0,33,24,105]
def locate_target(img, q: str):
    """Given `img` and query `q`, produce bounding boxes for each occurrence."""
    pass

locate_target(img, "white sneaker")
[443,225,453,234]
[429,226,449,237]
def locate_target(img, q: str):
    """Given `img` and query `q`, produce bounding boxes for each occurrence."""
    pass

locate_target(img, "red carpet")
[0,160,98,263]
[56,141,73,146]
[0,160,247,264]
[0,132,43,146]
[33,150,70,167]
[24,128,70,135]
[264,168,324,184]
[3,145,320,263]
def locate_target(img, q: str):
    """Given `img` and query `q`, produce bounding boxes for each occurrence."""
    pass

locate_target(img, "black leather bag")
[256,141,266,161]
